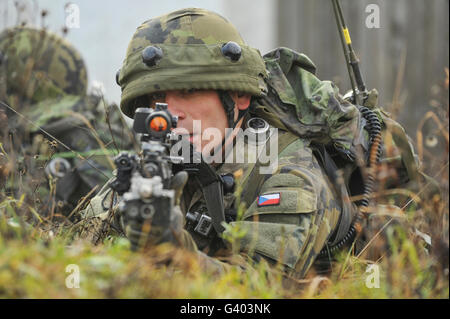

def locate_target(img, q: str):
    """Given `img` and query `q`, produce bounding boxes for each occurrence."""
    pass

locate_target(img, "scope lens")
[149,116,168,132]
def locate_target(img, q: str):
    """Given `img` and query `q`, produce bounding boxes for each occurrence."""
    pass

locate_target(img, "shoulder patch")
[257,193,281,207]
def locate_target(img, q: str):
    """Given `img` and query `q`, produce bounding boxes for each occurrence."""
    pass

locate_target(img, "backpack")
[247,47,428,252]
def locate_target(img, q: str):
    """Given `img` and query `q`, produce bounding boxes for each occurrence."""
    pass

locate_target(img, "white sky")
[1,0,276,106]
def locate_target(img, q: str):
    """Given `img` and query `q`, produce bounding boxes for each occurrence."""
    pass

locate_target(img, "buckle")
[194,214,213,237]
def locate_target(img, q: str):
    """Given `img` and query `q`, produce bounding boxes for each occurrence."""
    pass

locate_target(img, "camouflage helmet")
[117,8,268,118]
[0,27,87,105]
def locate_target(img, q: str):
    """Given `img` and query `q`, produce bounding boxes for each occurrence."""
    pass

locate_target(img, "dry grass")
[0,14,448,297]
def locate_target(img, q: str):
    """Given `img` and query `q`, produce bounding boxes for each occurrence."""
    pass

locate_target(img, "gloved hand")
[119,171,188,250]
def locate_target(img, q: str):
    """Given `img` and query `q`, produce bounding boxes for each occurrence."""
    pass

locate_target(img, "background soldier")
[0,27,134,220]
[79,8,437,279]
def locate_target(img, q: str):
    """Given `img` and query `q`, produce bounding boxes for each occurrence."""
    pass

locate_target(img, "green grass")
[0,198,448,299]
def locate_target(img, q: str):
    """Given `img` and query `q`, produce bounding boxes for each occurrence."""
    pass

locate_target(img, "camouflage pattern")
[77,119,348,278]
[0,27,134,218]
[181,124,348,278]
[258,47,436,205]
[260,47,366,158]
[118,8,267,118]
[257,47,438,263]
[74,9,433,279]
[0,27,87,106]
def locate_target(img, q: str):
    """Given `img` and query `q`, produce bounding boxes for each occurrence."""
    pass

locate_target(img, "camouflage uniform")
[79,8,434,278]
[0,27,134,218]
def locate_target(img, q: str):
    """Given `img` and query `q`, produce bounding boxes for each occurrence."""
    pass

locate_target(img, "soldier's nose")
[166,104,186,120]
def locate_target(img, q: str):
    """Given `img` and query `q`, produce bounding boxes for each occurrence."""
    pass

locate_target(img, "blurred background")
[1,0,448,136]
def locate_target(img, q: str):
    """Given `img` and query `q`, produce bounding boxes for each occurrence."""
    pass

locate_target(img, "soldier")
[0,27,134,220]
[78,8,435,279]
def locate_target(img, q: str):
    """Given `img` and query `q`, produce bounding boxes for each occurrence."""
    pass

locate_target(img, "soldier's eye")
[132,95,150,111]
[148,92,166,107]
[179,89,197,97]
[152,92,166,100]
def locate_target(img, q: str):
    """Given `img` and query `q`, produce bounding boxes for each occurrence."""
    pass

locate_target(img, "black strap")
[209,91,249,162]
[176,92,250,236]
[218,91,249,130]
[311,144,355,246]
[218,91,236,129]
[174,142,226,235]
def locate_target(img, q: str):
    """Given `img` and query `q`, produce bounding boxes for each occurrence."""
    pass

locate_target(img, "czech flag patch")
[257,193,281,207]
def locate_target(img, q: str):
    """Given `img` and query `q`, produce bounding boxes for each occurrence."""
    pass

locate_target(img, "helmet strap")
[207,91,249,161]
[218,90,236,129]
[218,90,248,130]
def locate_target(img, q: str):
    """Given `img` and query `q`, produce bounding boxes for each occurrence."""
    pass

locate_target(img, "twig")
[100,94,119,153]
[66,184,99,220]
[356,161,449,259]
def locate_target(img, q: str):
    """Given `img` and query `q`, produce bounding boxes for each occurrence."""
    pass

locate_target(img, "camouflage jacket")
[183,119,350,278]
[78,114,352,279]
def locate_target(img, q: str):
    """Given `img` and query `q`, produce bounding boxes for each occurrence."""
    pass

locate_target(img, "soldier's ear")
[230,91,251,111]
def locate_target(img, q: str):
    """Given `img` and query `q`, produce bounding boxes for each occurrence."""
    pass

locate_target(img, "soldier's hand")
[121,171,188,250]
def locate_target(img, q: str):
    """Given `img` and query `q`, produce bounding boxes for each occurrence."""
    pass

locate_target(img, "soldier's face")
[149,90,251,152]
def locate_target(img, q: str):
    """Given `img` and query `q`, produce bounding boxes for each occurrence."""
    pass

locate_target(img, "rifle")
[109,102,183,250]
